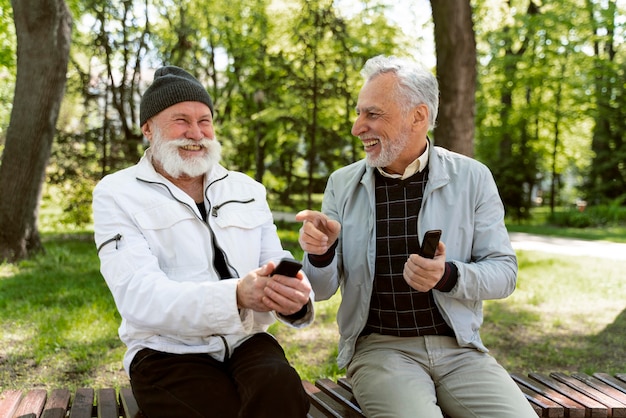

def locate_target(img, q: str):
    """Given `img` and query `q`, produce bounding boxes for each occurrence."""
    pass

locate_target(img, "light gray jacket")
[302,145,517,369]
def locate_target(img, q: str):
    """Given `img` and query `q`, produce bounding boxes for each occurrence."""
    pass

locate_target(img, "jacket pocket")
[213,206,272,230]
[134,202,197,230]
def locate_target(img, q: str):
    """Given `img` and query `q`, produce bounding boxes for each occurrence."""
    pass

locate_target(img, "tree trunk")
[431,0,476,157]
[0,0,72,262]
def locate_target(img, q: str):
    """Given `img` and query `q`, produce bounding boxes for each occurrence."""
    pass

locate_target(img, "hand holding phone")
[419,229,442,259]
[271,258,302,278]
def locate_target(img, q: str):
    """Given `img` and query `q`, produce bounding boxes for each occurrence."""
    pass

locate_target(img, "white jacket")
[93,149,313,373]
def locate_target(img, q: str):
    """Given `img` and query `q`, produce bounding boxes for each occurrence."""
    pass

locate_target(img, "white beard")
[365,128,411,168]
[151,129,222,178]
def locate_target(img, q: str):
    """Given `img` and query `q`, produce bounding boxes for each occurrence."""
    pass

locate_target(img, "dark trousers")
[129,333,309,418]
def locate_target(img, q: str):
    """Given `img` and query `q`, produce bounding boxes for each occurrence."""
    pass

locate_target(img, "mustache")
[167,138,214,148]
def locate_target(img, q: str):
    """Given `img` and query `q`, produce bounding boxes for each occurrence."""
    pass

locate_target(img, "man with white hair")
[297,55,535,418]
[93,66,312,418]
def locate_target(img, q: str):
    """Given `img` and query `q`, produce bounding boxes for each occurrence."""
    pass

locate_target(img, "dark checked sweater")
[361,168,457,337]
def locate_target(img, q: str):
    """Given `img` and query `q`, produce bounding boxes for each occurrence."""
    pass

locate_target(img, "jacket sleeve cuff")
[275,299,315,328]
[435,262,458,292]
[307,240,338,267]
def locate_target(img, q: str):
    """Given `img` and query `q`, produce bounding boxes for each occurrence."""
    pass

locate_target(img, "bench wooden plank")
[307,403,332,418]
[575,374,626,405]
[3,373,626,418]
[512,373,587,418]
[315,378,363,416]
[516,384,564,417]
[69,388,95,418]
[11,389,47,418]
[119,387,144,418]
[594,374,626,394]
[0,390,22,418]
[41,389,71,418]
[336,377,353,393]
[551,372,626,417]
[303,380,359,418]
[530,373,608,417]
[97,388,118,418]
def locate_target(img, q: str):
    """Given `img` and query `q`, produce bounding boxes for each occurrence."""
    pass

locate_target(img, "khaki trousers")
[347,334,537,418]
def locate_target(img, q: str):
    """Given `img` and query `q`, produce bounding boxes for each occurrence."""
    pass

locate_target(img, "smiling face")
[142,101,221,180]
[351,72,429,175]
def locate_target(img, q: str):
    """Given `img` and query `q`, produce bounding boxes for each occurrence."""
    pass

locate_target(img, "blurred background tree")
[0,0,72,262]
[0,0,624,262]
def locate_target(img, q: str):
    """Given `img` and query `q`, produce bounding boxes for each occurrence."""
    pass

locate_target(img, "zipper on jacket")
[211,198,255,217]
[137,176,241,278]
[97,233,122,254]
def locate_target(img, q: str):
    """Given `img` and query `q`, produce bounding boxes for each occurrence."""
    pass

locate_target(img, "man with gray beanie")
[92,66,313,418]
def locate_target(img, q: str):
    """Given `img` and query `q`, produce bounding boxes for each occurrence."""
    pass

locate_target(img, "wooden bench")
[2,372,626,418]
[304,372,626,418]
[0,387,143,418]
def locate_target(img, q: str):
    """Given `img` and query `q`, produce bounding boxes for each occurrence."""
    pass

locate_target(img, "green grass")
[1,217,625,392]
[481,251,626,375]
[0,235,127,390]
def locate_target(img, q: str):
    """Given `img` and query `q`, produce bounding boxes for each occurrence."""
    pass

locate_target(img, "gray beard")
[365,131,411,168]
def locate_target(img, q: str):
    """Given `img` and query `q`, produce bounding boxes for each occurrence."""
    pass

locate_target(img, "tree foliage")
[473,0,625,218]
[45,0,406,214]
[0,0,625,252]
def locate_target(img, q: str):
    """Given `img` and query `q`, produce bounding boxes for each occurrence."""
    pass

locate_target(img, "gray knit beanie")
[139,66,214,126]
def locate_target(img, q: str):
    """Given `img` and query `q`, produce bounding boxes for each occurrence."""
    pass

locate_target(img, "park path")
[274,212,626,261]
[509,232,626,261]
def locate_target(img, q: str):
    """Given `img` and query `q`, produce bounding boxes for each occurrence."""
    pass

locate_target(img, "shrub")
[548,201,626,228]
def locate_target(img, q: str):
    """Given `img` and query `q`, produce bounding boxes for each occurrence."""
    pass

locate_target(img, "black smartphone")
[271,258,302,278]
[419,229,442,259]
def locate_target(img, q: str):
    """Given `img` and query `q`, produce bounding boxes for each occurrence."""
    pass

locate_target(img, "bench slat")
[529,373,608,418]
[303,380,359,418]
[574,373,626,405]
[3,372,625,418]
[551,372,626,417]
[0,390,22,418]
[517,384,564,418]
[97,389,118,418]
[594,374,626,394]
[512,373,587,418]
[69,388,95,418]
[41,389,71,418]
[336,377,353,393]
[11,389,47,418]
[307,404,331,418]
[315,378,363,416]
[119,387,144,418]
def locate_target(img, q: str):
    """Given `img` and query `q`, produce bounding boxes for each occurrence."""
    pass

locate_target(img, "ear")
[142,121,154,142]
[411,104,429,130]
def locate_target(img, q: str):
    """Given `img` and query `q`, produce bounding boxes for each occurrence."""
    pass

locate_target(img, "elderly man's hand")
[295,210,341,255]
[236,262,312,316]
[403,241,446,292]
[262,261,312,316]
